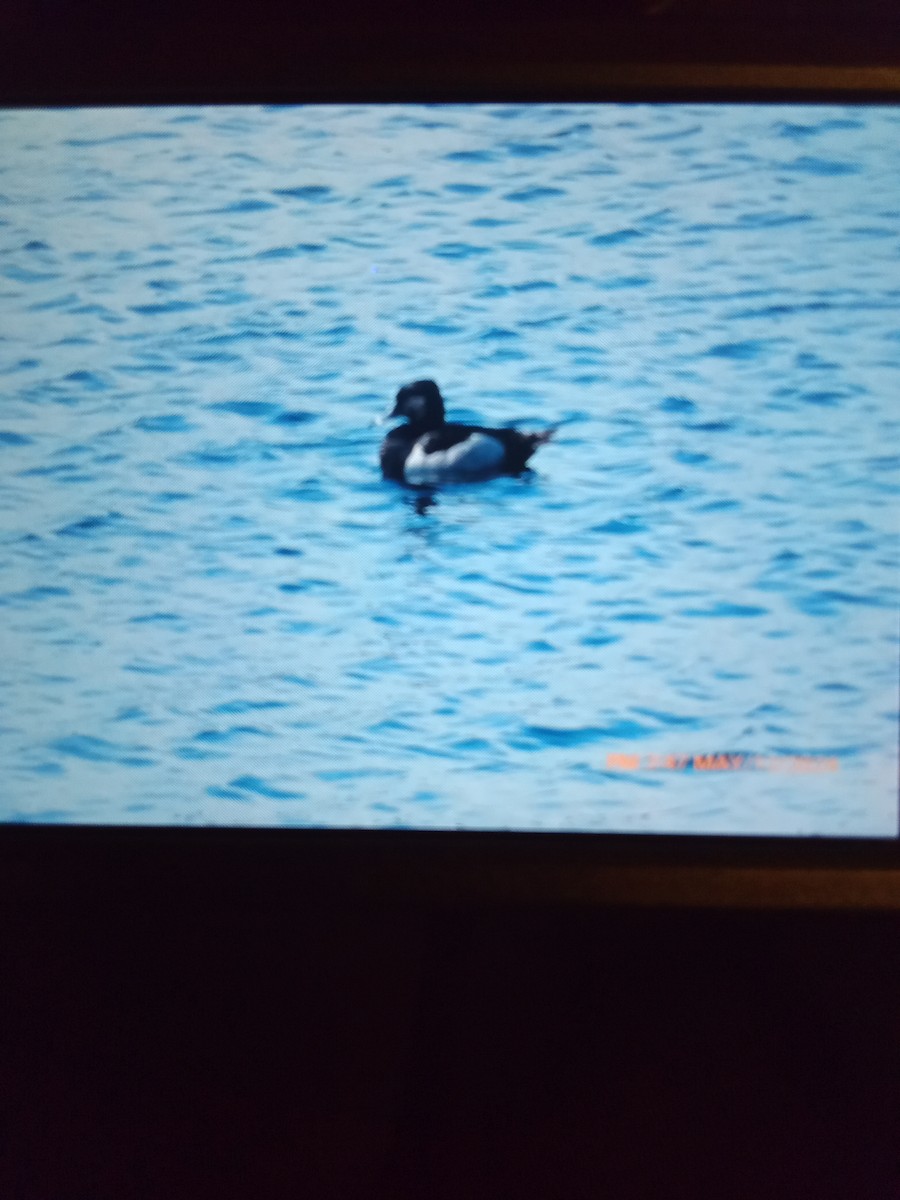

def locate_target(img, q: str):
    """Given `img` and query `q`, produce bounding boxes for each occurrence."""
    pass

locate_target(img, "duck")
[380,380,554,484]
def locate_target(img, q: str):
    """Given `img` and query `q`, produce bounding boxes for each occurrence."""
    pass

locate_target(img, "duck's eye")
[405,393,426,419]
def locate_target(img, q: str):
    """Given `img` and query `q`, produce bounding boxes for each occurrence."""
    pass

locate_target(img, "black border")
[2,825,900,909]
[3,59,900,107]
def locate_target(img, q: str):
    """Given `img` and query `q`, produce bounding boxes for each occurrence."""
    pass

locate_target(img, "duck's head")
[389,380,445,431]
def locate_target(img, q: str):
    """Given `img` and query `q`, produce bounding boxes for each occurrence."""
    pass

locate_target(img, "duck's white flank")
[403,432,506,483]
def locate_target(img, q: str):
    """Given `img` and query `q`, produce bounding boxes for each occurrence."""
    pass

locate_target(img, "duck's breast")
[380,428,416,481]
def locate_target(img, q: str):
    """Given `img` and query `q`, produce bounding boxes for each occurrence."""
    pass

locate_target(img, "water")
[0,103,897,834]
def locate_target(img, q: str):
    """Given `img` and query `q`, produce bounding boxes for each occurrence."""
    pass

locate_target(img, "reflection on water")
[0,103,897,833]
[405,490,439,517]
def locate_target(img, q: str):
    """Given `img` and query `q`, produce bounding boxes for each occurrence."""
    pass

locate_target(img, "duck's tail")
[524,426,557,457]
[512,426,556,471]
[529,427,557,448]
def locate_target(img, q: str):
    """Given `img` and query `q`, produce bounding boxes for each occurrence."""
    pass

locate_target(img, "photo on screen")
[0,103,897,834]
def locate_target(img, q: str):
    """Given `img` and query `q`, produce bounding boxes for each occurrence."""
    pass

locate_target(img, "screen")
[0,103,897,835]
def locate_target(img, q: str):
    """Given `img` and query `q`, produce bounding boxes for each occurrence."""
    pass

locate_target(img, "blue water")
[0,103,897,834]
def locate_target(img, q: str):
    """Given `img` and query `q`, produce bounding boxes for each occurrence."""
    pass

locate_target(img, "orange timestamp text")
[606,753,840,772]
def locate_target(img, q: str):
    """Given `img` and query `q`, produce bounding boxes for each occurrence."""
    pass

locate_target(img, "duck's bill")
[374,402,401,426]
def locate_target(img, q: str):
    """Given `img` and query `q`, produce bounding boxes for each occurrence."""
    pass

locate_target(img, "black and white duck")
[380,380,554,484]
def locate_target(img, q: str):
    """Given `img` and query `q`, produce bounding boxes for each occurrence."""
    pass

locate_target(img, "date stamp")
[606,752,840,772]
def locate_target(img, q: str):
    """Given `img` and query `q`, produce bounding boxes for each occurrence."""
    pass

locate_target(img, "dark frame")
[1,12,898,912]
[3,825,900,910]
